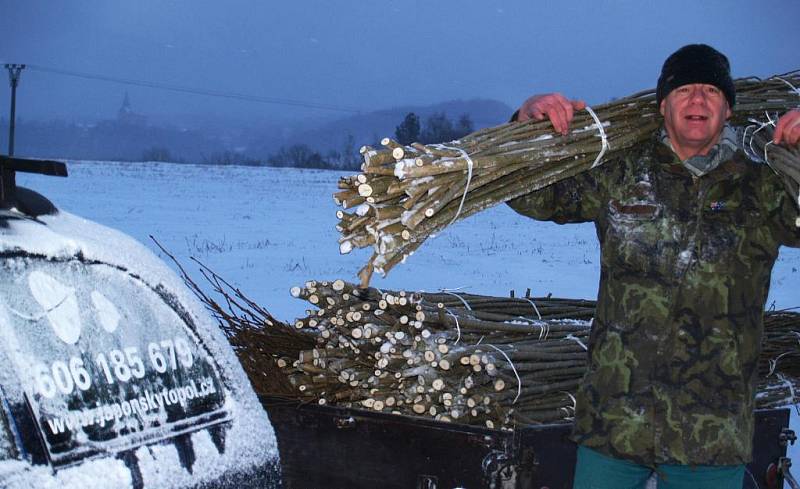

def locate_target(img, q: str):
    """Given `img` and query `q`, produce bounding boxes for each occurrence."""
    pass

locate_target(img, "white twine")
[523,297,542,320]
[440,290,472,311]
[768,351,791,377]
[758,112,778,163]
[775,76,800,99]
[486,344,522,404]
[585,105,609,168]
[742,113,778,165]
[446,309,462,345]
[559,391,577,420]
[438,145,474,226]
[777,373,800,415]
[741,123,758,161]
[565,333,588,351]
[562,391,577,410]
[441,285,469,291]
[536,322,550,341]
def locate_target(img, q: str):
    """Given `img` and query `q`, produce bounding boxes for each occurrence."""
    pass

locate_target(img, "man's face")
[659,83,732,160]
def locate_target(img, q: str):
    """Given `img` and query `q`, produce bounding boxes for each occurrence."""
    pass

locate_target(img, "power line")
[25,64,363,114]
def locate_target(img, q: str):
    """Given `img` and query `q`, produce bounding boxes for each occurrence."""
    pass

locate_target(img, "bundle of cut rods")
[746,125,800,227]
[176,260,800,429]
[336,71,800,286]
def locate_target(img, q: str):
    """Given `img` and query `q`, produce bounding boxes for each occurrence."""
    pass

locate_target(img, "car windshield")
[0,254,229,467]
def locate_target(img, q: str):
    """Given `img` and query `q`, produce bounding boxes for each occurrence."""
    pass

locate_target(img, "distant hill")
[248,98,514,155]
[2,98,515,164]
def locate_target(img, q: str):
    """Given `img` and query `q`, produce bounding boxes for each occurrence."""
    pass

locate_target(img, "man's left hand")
[774,109,800,146]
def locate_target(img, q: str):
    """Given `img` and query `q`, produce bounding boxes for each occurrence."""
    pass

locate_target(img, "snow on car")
[0,156,280,488]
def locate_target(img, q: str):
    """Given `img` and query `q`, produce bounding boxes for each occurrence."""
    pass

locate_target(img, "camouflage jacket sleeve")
[506,161,619,224]
[761,166,800,248]
[504,109,619,224]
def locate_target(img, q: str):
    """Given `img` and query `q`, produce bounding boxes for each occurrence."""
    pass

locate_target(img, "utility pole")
[5,64,26,156]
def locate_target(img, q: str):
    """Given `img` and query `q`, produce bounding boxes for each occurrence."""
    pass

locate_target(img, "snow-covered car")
[0,157,280,488]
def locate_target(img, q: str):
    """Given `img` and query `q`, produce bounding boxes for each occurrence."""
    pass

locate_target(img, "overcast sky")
[1,0,798,124]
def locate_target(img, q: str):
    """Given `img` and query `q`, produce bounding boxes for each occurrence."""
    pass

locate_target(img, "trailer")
[261,395,797,489]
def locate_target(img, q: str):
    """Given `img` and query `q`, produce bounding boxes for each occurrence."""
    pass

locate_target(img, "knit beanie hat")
[656,44,735,108]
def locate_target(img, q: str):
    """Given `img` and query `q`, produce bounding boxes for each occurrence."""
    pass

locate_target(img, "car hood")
[0,206,280,488]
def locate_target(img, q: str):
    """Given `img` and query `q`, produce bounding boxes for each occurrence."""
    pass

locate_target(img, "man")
[509,44,800,489]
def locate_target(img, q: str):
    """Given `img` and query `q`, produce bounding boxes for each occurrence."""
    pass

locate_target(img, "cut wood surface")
[172,258,800,429]
[336,72,800,286]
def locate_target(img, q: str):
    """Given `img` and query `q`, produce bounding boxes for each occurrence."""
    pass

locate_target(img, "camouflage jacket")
[508,134,800,466]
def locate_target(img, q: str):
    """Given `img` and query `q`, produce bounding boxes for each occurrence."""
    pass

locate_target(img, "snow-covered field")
[18,160,800,485]
[19,160,800,320]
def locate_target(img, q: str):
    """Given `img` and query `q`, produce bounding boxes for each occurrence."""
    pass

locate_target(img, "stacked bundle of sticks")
[277,280,597,428]
[168,251,800,428]
[336,72,800,286]
[757,310,800,409]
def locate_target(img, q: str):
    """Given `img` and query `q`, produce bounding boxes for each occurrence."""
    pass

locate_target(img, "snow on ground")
[18,161,613,321]
[18,159,800,484]
[20,160,799,319]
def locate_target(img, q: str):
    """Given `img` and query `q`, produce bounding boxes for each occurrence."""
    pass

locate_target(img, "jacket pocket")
[604,200,667,273]
[699,207,761,264]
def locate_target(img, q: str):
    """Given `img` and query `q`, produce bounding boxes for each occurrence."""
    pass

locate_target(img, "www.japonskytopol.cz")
[44,376,217,435]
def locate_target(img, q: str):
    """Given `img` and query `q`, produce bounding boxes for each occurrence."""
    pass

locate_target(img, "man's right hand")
[516,93,586,135]
[774,109,800,147]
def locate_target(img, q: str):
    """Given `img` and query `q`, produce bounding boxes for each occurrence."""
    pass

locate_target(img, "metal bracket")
[482,449,520,489]
[781,428,798,447]
[334,416,355,430]
[779,457,800,489]
[416,474,438,489]
[765,429,800,489]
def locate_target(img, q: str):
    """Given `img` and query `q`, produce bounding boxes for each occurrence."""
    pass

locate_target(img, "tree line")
[3,111,475,170]
[220,111,475,170]
[394,111,473,146]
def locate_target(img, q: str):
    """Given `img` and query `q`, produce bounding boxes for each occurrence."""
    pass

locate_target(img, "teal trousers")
[572,446,746,489]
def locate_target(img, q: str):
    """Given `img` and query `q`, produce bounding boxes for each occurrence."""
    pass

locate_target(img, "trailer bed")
[261,396,791,489]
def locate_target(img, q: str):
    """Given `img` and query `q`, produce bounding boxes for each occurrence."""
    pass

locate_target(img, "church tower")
[117,92,146,125]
